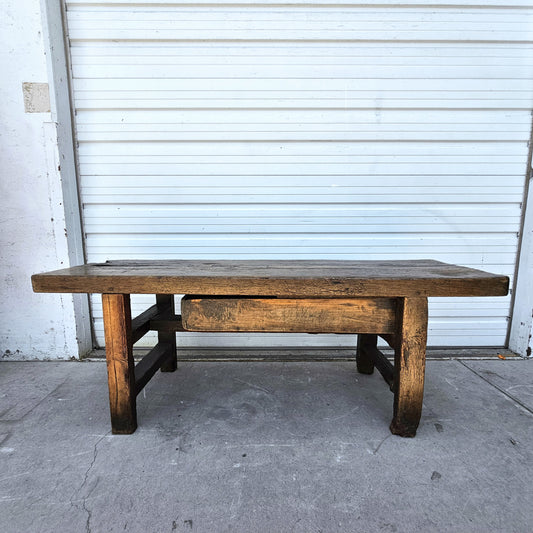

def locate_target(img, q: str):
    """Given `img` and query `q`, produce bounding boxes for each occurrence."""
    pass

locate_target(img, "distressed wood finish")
[134,342,172,394]
[380,333,397,350]
[356,334,377,375]
[131,303,160,344]
[372,347,395,391]
[33,260,510,437]
[32,259,509,297]
[149,314,187,333]
[356,334,395,390]
[390,297,429,438]
[182,296,396,333]
[102,293,137,434]
[156,294,177,372]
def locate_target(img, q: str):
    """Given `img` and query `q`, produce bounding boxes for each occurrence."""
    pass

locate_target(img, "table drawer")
[181,295,396,334]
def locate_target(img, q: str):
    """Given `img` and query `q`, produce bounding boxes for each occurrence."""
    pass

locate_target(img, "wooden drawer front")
[181,296,396,334]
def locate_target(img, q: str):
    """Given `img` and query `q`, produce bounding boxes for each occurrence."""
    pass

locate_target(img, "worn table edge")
[31,260,510,298]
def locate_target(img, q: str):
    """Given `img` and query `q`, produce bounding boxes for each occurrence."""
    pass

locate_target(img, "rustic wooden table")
[32,259,509,437]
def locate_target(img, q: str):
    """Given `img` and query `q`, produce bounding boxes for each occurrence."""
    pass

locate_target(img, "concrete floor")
[1,359,532,533]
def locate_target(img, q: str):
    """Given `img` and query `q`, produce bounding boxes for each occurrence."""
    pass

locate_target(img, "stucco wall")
[0,0,81,359]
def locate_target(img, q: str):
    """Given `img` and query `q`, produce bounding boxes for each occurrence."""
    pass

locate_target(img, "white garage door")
[65,0,533,348]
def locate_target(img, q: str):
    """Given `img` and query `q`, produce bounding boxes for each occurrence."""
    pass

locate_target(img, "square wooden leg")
[102,293,137,434]
[390,297,428,438]
[356,334,377,374]
[156,294,178,372]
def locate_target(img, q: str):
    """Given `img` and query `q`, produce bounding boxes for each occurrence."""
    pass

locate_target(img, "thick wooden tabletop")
[32,259,509,298]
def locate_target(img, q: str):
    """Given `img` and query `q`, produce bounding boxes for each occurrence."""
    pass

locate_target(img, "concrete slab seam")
[458,360,533,416]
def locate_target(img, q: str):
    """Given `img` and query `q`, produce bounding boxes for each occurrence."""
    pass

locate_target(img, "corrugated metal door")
[65,0,533,348]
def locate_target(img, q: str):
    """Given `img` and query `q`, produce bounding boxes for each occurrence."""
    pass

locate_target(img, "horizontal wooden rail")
[134,342,173,395]
[181,296,396,333]
[380,333,397,350]
[367,344,395,391]
[149,314,187,333]
[131,304,162,344]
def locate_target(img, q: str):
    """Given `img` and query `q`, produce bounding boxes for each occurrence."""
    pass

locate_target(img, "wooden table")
[32,259,509,437]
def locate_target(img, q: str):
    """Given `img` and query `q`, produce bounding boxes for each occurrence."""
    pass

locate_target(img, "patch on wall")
[22,82,50,113]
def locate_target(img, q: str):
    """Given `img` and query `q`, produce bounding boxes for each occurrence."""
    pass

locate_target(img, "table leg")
[102,293,137,434]
[156,295,178,372]
[356,334,377,374]
[390,297,428,438]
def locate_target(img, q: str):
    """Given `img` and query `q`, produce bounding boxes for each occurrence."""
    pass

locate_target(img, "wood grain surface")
[102,293,137,434]
[390,297,428,438]
[181,296,396,333]
[32,259,509,297]
[156,294,178,372]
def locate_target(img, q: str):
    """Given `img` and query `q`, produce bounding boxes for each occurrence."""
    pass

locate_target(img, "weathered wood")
[134,342,172,394]
[369,345,395,391]
[390,297,428,438]
[102,293,137,434]
[356,334,394,389]
[131,303,160,344]
[149,314,187,333]
[182,296,396,333]
[356,334,376,374]
[32,260,510,438]
[31,259,510,298]
[156,294,177,372]
[380,333,397,350]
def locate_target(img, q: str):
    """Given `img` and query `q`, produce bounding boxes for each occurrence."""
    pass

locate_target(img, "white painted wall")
[0,0,81,360]
[510,168,533,358]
